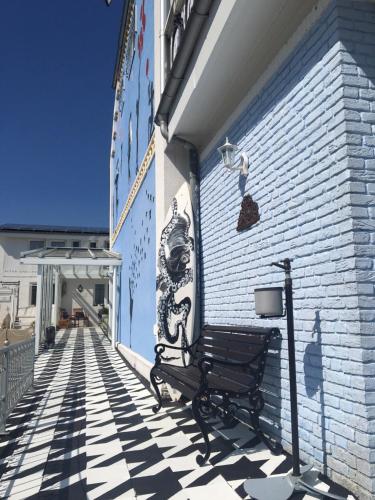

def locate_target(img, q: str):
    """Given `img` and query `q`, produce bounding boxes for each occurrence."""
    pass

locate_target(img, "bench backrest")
[193,324,279,391]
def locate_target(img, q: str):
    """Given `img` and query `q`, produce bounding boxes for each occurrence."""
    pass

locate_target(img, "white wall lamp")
[217,137,249,176]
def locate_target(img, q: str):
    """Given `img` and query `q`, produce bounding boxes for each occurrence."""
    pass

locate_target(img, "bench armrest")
[154,337,200,365]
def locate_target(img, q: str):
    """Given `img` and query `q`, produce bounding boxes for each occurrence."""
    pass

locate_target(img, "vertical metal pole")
[111,267,117,350]
[283,258,300,477]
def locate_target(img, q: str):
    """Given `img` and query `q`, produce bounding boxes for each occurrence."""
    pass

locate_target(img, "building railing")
[0,338,35,434]
[164,0,195,76]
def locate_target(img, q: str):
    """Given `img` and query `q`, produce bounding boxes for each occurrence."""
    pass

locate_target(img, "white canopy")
[20,247,122,354]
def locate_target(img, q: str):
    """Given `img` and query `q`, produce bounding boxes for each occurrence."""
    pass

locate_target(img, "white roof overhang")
[20,247,122,268]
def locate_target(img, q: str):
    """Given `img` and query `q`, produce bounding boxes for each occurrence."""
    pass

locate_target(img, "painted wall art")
[156,183,197,366]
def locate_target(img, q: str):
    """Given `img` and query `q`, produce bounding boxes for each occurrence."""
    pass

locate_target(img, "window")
[72,241,80,248]
[29,240,44,250]
[89,242,97,249]
[51,241,65,247]
[104,240,110,250]
[94,284,105,306]
[30,284,37,306]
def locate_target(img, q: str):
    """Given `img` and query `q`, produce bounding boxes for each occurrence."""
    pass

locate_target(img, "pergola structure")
[20,247,122,354]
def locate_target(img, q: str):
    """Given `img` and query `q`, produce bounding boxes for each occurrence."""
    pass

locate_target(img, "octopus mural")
[156,197,194,355]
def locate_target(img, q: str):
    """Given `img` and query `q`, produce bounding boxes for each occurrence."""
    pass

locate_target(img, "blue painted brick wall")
[200,1,375,497]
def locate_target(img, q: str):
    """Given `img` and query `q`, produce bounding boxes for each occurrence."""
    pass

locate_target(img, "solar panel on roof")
[0,223,109,234]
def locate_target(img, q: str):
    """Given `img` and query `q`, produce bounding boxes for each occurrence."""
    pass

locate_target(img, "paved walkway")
[0,329,354,499]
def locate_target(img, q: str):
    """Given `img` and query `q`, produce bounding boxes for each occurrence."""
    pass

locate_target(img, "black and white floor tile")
[0,328,355,499]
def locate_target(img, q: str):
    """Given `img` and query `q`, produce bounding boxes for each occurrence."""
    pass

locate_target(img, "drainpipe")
[171,135,201,337]
[156,0,214,142]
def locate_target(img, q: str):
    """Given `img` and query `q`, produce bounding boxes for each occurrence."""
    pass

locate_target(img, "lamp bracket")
[224,153,249,176]
[272,258,293,271]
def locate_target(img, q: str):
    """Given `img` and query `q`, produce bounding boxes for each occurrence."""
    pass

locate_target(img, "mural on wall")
[156,184,196,365]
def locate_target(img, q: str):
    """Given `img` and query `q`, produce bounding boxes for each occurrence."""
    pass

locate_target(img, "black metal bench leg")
[192,396,211,466]
[150,370,163,414]
[250,411,283,455]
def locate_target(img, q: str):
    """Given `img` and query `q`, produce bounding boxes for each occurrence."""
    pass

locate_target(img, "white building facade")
[0,224,110,329]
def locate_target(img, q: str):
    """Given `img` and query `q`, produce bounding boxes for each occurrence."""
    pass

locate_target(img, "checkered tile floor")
[0,329,354,499]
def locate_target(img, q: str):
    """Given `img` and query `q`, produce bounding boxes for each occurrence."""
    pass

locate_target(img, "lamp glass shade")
[218,137,238,168]
[254,287,283,317]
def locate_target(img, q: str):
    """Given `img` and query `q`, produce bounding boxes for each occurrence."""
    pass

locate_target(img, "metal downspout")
[155,0,214,142]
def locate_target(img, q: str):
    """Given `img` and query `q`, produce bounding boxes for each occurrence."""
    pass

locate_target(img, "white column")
[45,266,50,328]
[53,269,60,327]
[34,265,43,355]
[10,291,15,328]
[48,266,53,327]
[108,271,113,336]
[111,267,118,350]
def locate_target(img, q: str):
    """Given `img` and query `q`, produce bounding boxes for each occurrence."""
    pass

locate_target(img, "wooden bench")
[150,324,282,465]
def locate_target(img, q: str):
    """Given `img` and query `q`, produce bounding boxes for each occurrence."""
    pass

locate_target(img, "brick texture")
[199,1,375,498]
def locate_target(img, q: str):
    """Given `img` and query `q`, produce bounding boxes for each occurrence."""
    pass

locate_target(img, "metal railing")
[164,0,195,74]
[0,338,35,434]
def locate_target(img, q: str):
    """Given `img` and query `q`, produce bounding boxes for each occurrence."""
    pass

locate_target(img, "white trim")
[20,257,121,266]
[34,266,43,355]
[200,0,331,161]
[117,343,152,383]
[111,267,118,350]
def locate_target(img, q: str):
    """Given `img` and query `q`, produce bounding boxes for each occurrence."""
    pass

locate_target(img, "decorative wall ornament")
[111,133,155,244]
[156,197,194,362]
[237,194,260,231]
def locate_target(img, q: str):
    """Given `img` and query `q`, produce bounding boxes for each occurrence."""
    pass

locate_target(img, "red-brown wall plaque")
[237,194,260,231]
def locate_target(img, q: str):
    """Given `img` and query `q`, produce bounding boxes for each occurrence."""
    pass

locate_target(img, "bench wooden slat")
[201,328,267,344]
[156,363,252,395]
[195,344,262,364]
[203,324,277,337]
[200,332,266,349]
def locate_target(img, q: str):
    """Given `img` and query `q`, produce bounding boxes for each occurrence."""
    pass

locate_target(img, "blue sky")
[0,0,123,228]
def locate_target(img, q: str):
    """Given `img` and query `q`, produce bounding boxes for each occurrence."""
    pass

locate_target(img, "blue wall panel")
[111,0,156,362]
[114,160,156,362]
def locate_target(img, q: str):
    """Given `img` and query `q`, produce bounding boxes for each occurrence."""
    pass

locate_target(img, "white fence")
[0,338,35,434]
